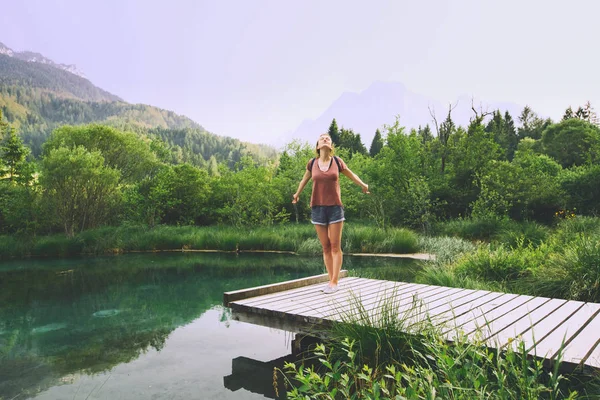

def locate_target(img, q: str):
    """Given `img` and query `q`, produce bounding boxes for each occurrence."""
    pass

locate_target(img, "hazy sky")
[2,0,599,145]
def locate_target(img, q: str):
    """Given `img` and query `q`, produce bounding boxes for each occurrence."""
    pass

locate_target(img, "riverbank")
[0,223,421,260]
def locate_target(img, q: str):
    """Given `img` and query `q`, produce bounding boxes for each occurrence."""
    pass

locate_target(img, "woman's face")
[318,135,332,150]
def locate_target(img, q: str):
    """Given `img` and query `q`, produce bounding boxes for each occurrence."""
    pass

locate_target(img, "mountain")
[0,41,86,79]
[0,43,277,164]
[288,81,524,147]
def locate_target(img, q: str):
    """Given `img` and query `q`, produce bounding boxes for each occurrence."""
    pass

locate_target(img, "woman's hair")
[315,133,335,157]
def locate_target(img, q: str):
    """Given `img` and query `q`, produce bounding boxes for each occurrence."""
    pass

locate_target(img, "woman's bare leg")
[328,221,344,285]
[314,224,333,282]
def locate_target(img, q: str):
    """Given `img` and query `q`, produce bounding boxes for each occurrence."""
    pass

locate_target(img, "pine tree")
[0,128,30,183]
[369,129,384,157]
[563,106,575,121]
[327,118,340,146]
[0,110,9,140]
[504,111,518,161]
[583,101,599,125]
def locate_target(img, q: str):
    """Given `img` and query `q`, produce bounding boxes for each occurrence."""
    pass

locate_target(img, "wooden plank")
[461,296,548,339]
[229,270,358,306]
[441,293,525,337]
[231,309,332,336]
[320,283,448,322]
[529,302,600,360]
[485,298,567,347]
[421,292,506,329]
[286,280,405,317]
[318,282,441,317]
[258,278,388,314]
[551,305,600,367]
[229,278,383,321]
[224,271,347,306]
[234,276,361,307]
[408,289,494,326]
[238,277,368,309]
[503,300,583,352]
[285,280,401,315]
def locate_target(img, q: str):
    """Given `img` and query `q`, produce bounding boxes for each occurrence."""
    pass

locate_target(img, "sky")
[1,0,599,146]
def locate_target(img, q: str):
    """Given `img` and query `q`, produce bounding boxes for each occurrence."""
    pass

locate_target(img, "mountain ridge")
[288,80,524,147]
[0,44,277,164]
[0,41,86,79]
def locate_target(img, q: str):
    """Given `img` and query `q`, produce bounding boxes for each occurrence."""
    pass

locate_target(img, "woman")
[292,133,370,294]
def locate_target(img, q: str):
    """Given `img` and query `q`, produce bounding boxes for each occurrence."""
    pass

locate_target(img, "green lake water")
[0,252,421,399]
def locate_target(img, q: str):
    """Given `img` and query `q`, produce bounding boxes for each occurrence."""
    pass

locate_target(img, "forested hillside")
[0,53,277,163]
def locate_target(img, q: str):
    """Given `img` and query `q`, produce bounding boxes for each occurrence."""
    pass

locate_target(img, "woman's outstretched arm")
[292,169,312,203]
[341,168,370,193]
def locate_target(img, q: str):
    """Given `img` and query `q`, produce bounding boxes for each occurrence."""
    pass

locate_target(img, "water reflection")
[0,252,421,399]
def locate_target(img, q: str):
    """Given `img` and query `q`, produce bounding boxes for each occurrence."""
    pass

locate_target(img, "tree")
[135,164,212,226]
[564,102,598,125]
[486,110,518,161]
[1,130,31,183]
[541,118,600,168]
[417,125,433,144]
[327,118,340,146]
[0,110,9,140]
[438,110,456,173]
[369,129,384,157]
[338,128,367,159]
[40,146,120,236]
[517,106,551,140]
[43,124,159,183]
[563,106,575,121]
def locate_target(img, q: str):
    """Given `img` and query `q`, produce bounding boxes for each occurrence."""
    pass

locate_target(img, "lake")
[0,252,421,399]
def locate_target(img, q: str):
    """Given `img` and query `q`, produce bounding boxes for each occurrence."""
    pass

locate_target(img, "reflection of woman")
[292,133,370,294]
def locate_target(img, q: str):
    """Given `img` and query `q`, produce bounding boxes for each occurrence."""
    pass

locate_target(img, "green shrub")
[453,244,544,283]
[496,220,550,248]
[533,235,600,302]
[433,216,510,241]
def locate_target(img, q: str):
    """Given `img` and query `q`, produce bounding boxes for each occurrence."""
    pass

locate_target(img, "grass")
[0,223,420,260]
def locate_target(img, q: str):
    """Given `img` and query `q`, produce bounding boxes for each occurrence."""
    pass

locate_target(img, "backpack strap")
[310,156,342,175]
[333,156,342,173]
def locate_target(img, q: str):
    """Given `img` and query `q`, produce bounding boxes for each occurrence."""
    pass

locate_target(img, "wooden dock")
[224,273,600,371]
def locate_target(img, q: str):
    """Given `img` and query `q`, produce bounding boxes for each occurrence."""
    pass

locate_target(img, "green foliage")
[453,244,542,282]
[124,164,211,226]
[147,127,278,169]
[273,140,315,223]
[0,128,30,183]
[541,118,600,168]
[342,226,419,254]
[282,330,584,399]
[211,156,289,227]
[369,129,384,157]
[486,110,518,161]
[0,181,40,235]
[532,235,600,302]
[432,215,510,241]
[338,127,368,159]
[40,146,121,236]
[559,164,600,216]
[328,118,340,146]
[518,106,552,140]
[472,150,564,222]
[43,124,159,183]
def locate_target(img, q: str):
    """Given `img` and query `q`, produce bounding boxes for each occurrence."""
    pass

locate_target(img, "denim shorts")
[311,206,345,225]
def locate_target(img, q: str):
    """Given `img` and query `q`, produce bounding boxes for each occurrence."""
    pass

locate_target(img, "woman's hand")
[292,193,300,203]
[362,184,370,194]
